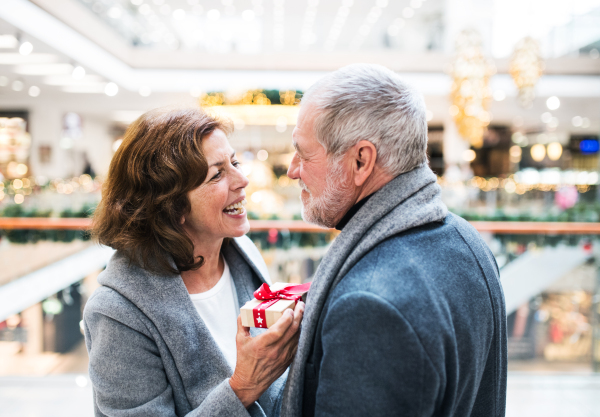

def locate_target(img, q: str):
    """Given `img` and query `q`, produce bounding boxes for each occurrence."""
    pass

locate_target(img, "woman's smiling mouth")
[223,199,247,216]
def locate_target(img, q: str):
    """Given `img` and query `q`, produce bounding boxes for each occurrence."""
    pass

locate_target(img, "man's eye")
[233,161,241,167]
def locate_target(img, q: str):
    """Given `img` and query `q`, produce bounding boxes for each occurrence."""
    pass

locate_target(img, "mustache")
[298,180,310,194]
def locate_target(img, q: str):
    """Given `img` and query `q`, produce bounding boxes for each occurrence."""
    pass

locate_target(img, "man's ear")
[352,140,377,187]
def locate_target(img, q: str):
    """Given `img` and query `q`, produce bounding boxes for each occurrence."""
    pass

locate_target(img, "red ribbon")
[251,282,311,328]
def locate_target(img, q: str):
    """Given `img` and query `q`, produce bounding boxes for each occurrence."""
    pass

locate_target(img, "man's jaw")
[299,177,354,229]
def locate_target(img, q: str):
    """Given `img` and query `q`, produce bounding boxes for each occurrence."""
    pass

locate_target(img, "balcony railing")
[0,217,599,234]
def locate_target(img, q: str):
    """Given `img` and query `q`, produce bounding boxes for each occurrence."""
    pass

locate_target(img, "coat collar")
[98,235,269,410]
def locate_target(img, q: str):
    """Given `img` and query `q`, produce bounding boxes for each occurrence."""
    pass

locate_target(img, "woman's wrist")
[229,374,259,408]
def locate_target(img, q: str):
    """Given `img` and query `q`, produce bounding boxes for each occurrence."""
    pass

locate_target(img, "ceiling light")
[572,116,582,127]
[28,86,40,97]
[0,35,18,49]
[541,112,552,123]
[509,145,522,163]
[207,9,220,20]
[257,150,269,161]
[387,25,401,37]
[324,2,354,51]
[546,96,560,110]
[581,117,591,128]
[19,41,33,56]
[493,90,506,101]
[463,149,476,162]
[173,9,186,20]
[43,74,103,86]
[242,10,255,21]
[108,7,123,19]
[139,86,151,96]
[62,85,106,93]
[299,0,319,49]
[13,63,73,75]
[547,142,562,161]
[72,66,86,80]
[105,82,119,96]
[530,144,546,162]
[12,80,24,91]
[0,53,58,65]
[139,4,151,15]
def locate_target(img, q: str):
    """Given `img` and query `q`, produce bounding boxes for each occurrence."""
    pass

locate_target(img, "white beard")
[300,158,354,228]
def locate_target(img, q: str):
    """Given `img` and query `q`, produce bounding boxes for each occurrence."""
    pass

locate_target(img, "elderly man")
[281,64,507,417]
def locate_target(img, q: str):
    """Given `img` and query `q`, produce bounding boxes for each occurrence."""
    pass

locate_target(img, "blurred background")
[0,0,599,415]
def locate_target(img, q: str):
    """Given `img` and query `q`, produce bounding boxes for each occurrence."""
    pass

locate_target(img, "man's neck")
[355,167,394,205]
[333,167,394,229]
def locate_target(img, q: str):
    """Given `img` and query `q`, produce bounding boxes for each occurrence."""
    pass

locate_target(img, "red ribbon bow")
[251,282,311,328]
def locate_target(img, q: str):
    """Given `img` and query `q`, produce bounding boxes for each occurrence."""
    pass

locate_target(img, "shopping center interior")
[0,0,600,415]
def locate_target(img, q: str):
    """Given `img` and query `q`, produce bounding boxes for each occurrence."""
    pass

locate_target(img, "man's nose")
[287,153,300,180]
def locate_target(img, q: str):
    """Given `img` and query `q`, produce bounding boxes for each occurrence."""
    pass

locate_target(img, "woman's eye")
[211,171,222,180]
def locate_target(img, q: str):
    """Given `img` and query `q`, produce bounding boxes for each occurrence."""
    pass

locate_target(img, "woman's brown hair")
[92,106,231,275]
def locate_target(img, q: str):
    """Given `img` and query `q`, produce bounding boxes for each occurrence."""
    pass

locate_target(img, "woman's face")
[182,129,250,243]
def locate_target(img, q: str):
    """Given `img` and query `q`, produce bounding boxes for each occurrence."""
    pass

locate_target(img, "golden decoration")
[200,90,300,107]
[279,90,299,105]
[449,29,495,148]
[0,117,31,179]
[509,37,544,109]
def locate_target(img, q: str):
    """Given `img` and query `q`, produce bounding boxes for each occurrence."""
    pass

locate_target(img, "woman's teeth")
[224,199,247,215]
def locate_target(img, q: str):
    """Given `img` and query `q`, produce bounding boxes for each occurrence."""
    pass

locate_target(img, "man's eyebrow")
[209,151,236,168]
[292,141,304,155]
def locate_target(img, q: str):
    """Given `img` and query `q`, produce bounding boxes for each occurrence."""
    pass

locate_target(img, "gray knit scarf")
[280,164,448,417]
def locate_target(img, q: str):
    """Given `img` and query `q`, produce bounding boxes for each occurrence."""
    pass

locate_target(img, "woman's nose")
[234,165,250,189]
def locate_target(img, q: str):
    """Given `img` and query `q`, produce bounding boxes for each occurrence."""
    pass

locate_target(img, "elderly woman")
[84,107,304,416]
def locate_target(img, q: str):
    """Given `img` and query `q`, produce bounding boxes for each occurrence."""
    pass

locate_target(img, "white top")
[189,259,239,370]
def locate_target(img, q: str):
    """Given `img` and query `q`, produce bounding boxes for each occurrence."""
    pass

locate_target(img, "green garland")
[456,202,600,223]
[0,204,95,244]
[2,203,598,246]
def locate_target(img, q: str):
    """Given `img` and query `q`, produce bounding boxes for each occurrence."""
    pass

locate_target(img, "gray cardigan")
[83,236,286,417]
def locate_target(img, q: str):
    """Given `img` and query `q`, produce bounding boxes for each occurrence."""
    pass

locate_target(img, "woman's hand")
[229,301,305,408]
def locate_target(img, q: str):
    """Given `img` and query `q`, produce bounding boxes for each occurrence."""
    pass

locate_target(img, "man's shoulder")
[339,213,475,281]
[327,213,497,334]
[341,212,493,282]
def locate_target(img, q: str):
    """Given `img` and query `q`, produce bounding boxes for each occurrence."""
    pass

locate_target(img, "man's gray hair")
[301,63,428,177]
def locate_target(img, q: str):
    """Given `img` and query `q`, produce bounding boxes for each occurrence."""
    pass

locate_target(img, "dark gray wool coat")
[83,235,287,417]
[281,165,507,417]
